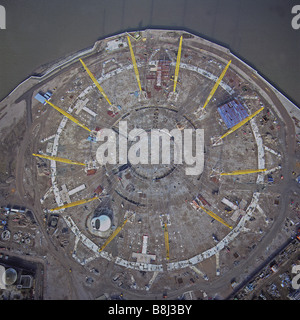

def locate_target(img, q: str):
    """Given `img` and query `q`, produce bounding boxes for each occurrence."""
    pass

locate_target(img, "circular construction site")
[20,29,299,298]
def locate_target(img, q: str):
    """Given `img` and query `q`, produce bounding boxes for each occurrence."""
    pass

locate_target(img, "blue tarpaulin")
[218,99,249,129]
[34,93,46,104]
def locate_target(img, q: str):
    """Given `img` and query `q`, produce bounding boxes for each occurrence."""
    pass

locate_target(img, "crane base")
[167,91,179,103]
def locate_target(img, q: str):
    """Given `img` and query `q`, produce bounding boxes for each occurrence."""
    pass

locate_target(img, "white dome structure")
[91,215,111,232]
[3,268,17,286]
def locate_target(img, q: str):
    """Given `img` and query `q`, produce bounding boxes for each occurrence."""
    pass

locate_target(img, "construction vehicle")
[212,234,219,243]
[296,228,300,242]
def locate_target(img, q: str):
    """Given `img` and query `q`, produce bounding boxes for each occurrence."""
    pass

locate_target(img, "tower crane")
[173,35,183,93]
[202,60,232,110]
[220,168,267,176]
[127,35,142,92]
[49,196,99,212]
[199,205,232,230]
[79,58,112,106]
[98,219,128,253]
[220,106,264,140]
[164,223,170,261]
[45,100,92,133]
[32,153,85,166]
[191,200,232,230]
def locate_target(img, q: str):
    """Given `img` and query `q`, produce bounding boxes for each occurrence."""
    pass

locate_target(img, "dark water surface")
[0,0,299,105]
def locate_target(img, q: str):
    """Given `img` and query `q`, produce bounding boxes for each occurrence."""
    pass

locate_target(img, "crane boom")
[198,204,232,229]
[98,219,128,253]
[49,196,99,212]
[202,60,231,110]
[164,223,170,260]
[32,153,85,166]
[79,58,112,106]
[173,35,183,93]
[46,100,91,133]
[127,35,142,92]
[221,168,267,176]
[220,106,264,140]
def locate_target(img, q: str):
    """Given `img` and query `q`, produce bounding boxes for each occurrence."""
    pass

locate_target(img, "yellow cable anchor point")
[79,58,112,106]
[173,35,183,93]
[202,60,232,110]
[45,100,91,133]
[127,35,142,92]
[32,153,85,166]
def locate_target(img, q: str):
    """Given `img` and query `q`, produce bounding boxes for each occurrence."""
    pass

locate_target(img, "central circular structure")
[128,126,178,181]
[32,29,289,296]
[91,215,111,232]
[114,105,199,183]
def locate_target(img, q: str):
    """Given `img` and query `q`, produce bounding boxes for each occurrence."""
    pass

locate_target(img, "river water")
[0,0,299,106]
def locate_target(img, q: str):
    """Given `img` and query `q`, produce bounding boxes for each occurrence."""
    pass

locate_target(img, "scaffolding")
[155,58,171,90]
